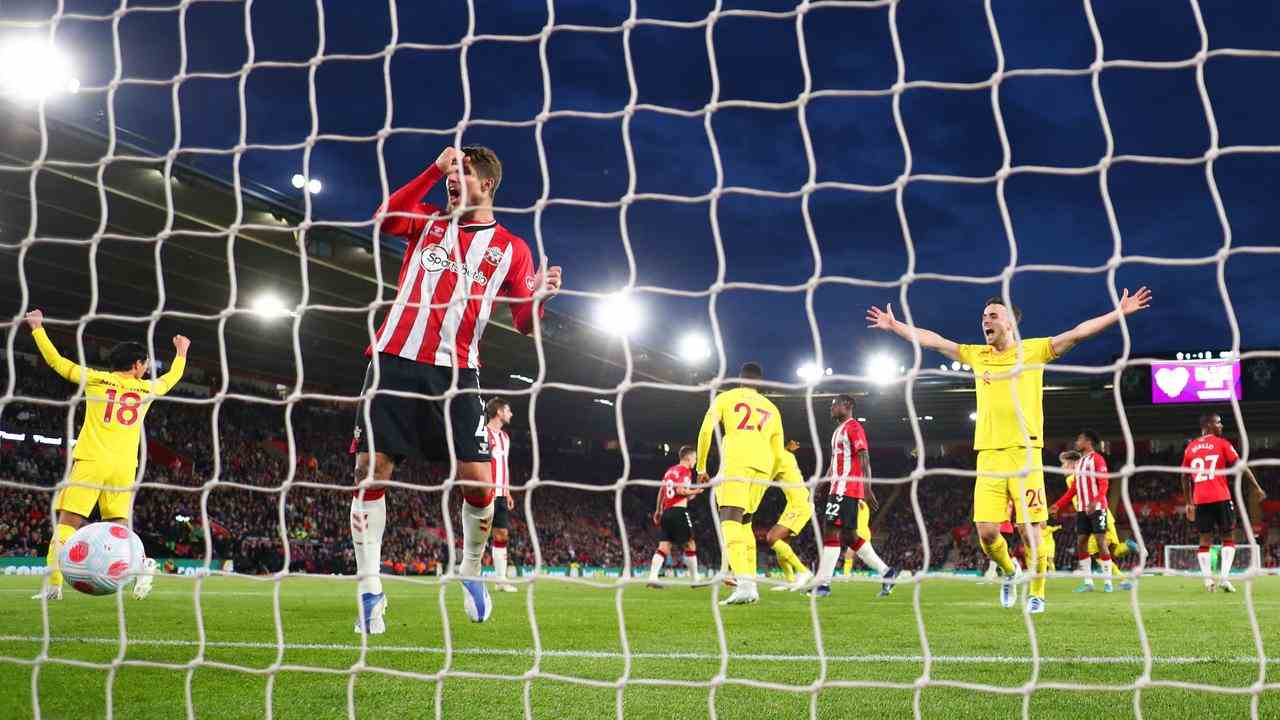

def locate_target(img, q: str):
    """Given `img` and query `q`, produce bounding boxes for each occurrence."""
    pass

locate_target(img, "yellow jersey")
[957,337,1056,450]
[1065,474,1080,511]
[772,448,809,506]
[32,328,186,468]
[696,387,784,476]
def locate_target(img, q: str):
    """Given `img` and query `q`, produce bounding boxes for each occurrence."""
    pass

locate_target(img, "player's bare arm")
[859,449,879,511]
[25,308,43,330]
[1049,287,1152,357]
[173,335,191,357]
[866,303,961,361]
[1244,467,1266,501]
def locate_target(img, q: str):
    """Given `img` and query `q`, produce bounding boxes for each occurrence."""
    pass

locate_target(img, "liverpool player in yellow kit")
[766,440,814,591]
[25,309,189,601]
[697,362,785,605]
[867,288,1151,613]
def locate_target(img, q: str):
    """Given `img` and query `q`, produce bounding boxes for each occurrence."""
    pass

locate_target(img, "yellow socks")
[771,539,801,582]
[1029,542,1050,599]
[46,523,75,588]
[721,520,754,580]
[843,554,854,577]
[979,534,1016,575]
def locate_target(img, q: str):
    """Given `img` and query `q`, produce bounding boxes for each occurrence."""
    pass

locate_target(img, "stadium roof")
[4,103,1280,451]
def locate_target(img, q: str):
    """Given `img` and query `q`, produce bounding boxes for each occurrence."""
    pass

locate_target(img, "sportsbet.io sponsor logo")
[420,243,490,286]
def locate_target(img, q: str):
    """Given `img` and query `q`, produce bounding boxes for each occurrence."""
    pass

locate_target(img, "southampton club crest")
[484,246,504,265]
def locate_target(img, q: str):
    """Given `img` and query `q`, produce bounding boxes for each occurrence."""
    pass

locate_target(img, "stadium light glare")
[968,411,978,421]
[291,174,306,189]
[307,178,322,194]
[595,292,642,337]
[865,353,899,385]
[951,360,962,371]
[676,332,711,364]
[795,363,831,383]
[0,38,79,101]
[250,293,290,319]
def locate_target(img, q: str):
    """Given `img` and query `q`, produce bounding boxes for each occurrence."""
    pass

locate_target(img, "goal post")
[1162,544,1266,576]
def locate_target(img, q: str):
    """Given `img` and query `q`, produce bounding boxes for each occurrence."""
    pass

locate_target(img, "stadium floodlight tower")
[0,37,79,101]
[595,292,643,337]
[677,332,711,365]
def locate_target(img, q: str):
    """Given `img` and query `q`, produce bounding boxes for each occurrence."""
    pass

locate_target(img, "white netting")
[3,1,1280,719]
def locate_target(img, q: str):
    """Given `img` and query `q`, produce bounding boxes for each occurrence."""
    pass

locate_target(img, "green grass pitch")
[0,574,1277,719]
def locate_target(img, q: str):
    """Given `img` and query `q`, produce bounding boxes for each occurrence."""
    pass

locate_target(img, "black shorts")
[1195,500,1237,535]
[1076,509,1109,536]
[350,353,489,463]
[493,496,510,531]
[823,494,861,531]
[659,507,694,545]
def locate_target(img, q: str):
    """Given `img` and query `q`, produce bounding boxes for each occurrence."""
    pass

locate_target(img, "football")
[60,522,146,596]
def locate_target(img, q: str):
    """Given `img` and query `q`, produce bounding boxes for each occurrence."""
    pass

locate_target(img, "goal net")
[2,1,1279,719]
[1162,544,1264,576]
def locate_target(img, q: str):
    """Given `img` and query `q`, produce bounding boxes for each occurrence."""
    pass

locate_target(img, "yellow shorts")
[1087,510,1121,555]
[973,448,1047,524]
[54,461,136,520]
[856,500,871,542]
[777,499,814,535]
[716,467,771,514]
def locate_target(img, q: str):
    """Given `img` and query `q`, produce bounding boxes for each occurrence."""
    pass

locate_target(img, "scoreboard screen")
[1150,359,1242,404]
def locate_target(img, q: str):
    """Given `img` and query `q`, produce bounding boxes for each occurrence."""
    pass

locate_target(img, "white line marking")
[0,635,1275,665]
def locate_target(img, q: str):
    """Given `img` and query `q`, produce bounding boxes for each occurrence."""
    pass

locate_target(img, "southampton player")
[1182,413,1266,593]
[867,288,1151,613]
[647,446,703,587]
[351,146,562,632]
[1051,429,1115,592]
[1053,438,1138,593]
[697,362,785,606]
[813,395,896,597]
[766,440,814,591]
[25,309,189,601]
[485,398,517,593]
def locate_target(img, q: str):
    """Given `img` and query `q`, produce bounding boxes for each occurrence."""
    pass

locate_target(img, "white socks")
[493,544,509,581]
[460,499,494,577]
[856,542,889,575]
[1220,545,1237,580]
[1078,556,1094,586]
[816,545,840,584]
[648,551,665,581]
[1197,550,1213,585]
[684,551,698,580]
[350,495,386,596]
[1100,558,1113,581]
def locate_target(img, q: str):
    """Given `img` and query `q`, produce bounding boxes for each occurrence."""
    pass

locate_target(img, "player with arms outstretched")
[485,398,517,593]
[867,289,1151,613]
[766,440,814,591]
[646,445,703,587]
[697,362,785,606]
[812,395,896,597]
[352,146,562,632]
[1182,413,1266,593]
[24,309,189,601]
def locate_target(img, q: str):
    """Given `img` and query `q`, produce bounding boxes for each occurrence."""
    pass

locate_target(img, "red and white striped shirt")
[367,164,544,368]
[660,464,692,511]
[487,425,510,498]
[829,418,868,499]
[1054,450,1109,513]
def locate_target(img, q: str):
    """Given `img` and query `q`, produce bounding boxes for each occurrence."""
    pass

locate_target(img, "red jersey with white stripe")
[1052,451,1109,514]
[1182,434,1240,505]
[487,426,510,498]
[829,418,868,499]
[660,464,692,511]
[368,164,543,368]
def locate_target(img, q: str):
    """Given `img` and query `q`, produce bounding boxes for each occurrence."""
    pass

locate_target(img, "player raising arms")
[766,440,814,591]
[697,362,786,606]
[485,398,517,593]
[646,445,703,588]
[812,395,896,597]
[24,309,189,601]
[867,289,1151,614]
[351,146,562,633]
[1182,413,1266,593]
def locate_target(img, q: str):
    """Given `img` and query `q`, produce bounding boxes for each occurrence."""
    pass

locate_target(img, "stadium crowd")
[3,353,1279,579]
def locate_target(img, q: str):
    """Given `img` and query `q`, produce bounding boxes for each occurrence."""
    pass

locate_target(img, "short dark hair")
[833,393,855,409]
[1199,412,1220,428]
[740,362,763,380]
[1059,450,1082,463]
[108,342,147,372]
[485,397,510,420]
[463,145,502,198]
[1080,429,1101,447]
[984,296,1022,323]
[678,445,695,459]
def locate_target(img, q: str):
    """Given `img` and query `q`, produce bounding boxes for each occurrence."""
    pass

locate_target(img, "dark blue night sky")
[7,0,1280,380]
